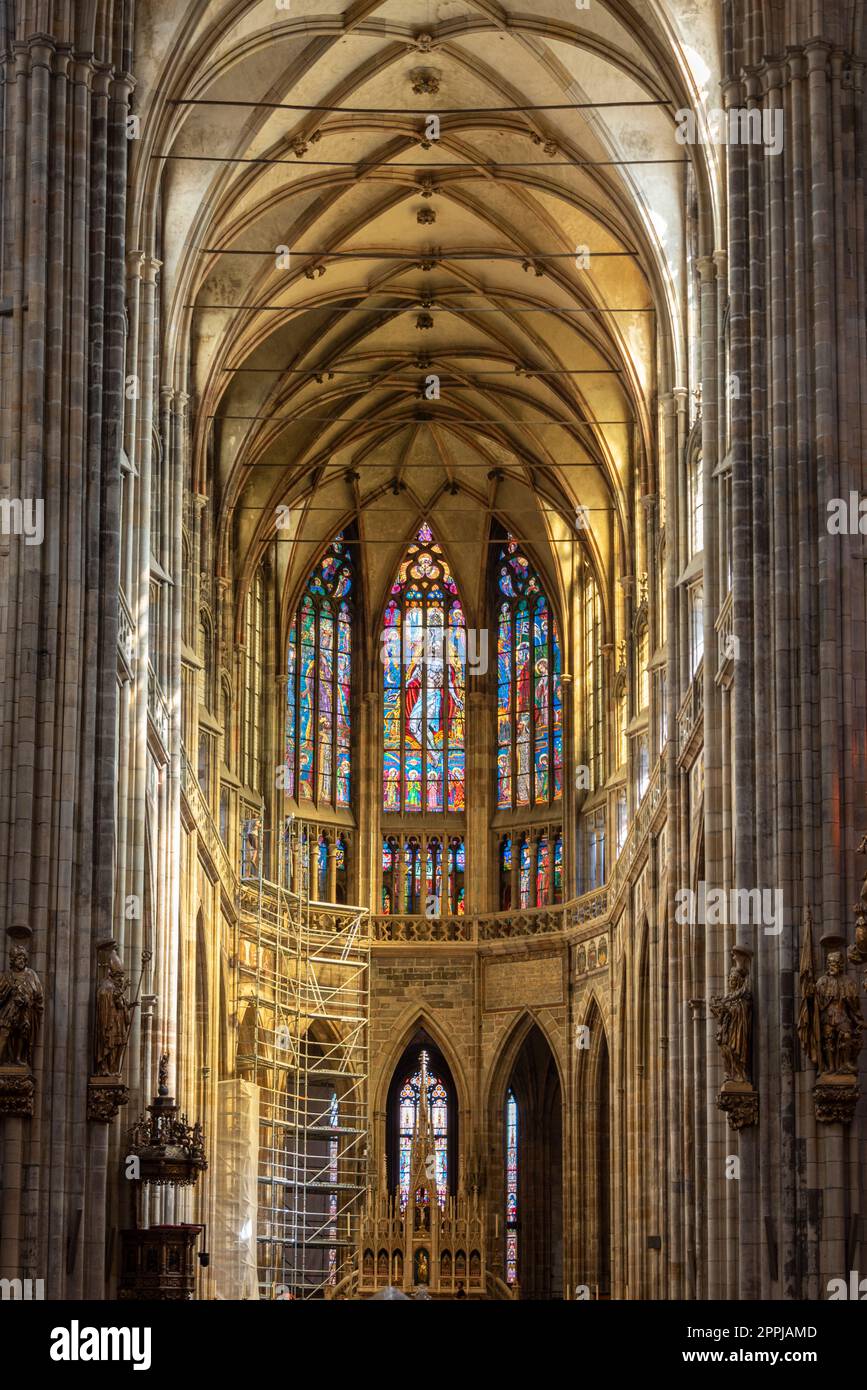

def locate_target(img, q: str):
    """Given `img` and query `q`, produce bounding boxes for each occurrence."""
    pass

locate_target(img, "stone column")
[0,24,132,1294]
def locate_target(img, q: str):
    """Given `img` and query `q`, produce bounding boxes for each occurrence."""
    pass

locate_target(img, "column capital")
[785,46,807,80]
[127,250,162,283]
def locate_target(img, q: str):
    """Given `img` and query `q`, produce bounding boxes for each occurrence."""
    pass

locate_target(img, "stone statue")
[95,949,136,1076]
[804,949,866,1074]
[0,944,44,1068]
[851,837,867,966]
[710,955,751,1082]
[857,832,867,903]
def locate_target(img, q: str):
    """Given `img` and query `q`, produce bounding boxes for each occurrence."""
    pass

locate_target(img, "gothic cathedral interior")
[1,0,866,1316]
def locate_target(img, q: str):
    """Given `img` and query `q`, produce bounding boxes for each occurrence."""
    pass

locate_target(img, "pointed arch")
[491,531,563,811]
[380,1017,462,1207]
[194,908,209,1116]
[576,995,612,1298]
[381,520,467,816]
[487,1011,564,1299]
[485,1008,565,1118]
[373,1006,470,1122]
[285,531,354,810]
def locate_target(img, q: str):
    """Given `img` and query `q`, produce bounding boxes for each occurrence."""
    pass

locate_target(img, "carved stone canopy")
[127,1054,207,1187]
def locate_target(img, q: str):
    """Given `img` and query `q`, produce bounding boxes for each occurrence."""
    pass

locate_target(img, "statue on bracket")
[0,933,43,1117]
[710,946,757,1130]
[850,833,867,968]
[95,945,136,1075]
[798,907,866,1123]
[0,942,43,1067]
[88,941,147,1123]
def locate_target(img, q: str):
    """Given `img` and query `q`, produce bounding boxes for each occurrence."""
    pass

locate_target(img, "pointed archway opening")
[575,1002,612,1298]
[595,1028,612,1298]
[506,1023,563,1298]
[385,1029,459,1205]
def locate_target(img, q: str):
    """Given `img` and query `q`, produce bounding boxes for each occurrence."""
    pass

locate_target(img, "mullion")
[511,601,518,811]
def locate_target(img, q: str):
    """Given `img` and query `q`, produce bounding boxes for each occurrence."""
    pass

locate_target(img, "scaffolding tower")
[235,817,370,1299]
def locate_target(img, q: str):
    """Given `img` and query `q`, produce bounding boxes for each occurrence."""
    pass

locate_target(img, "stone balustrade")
[147,663,171,750]
[372,887,609,944]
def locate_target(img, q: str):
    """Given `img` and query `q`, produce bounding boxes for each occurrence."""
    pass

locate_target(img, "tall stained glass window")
[286,535,353,807]
[495,537,563,809]
[583,569,603,790]
[398,1051,449,1209]
[327,1091,339,1283]
[242,572,264,791]
[381,833,465,914]
[506,1089,518,1284]
[382,522,466,813]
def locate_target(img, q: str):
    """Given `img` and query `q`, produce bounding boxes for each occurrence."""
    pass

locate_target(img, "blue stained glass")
[381,523,466,843]
[327,1090,339,1282]
[317,836,328,898]
[553,832,563,903]
[398,1054,449,1210]
[519,835,531,908]
[286,536,353,811]
[286,620,297,798]
[383,750,401,812]
[506,1089,518,1283]
[494,536,563,810]
[500,835,512,909]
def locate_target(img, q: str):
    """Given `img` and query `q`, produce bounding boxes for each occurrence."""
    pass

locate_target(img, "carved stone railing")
[180,746,235,887]
[373,913,473,943]
[372,889,608,945]
[571,889,609,925]
[715,589,735,688]
[478,906,567,941]
[117,589,136,680]
[608,763,665,902]
[237,877,371,946]
[148,663,171,751]
[676,664,704,763]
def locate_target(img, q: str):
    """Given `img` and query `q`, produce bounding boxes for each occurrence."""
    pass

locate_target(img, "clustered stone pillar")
[0,18,133,1296]
[686,2,867,1300]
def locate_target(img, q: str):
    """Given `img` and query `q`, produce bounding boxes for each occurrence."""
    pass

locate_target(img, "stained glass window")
[506,831,565,909]
[327,1091,339,1283]
[519,834,531,908]
[382,522,466,814]
[335,834,348,903]
[495,537,562,809]
[398,1052,449,1210]
[242,573,264,790]
[536,834,550,905]
[286,535,353,807]
[583,569,603,789]
[506,1089,518,1284]
[499,835,512,910]
[381,833,465,914]
[317,834,328,899]
[448,836,466,915]
[382,836,399,913]
[404,836,422,913]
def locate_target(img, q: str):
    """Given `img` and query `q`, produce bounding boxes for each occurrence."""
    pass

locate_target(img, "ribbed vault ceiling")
[131,0,721,636]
